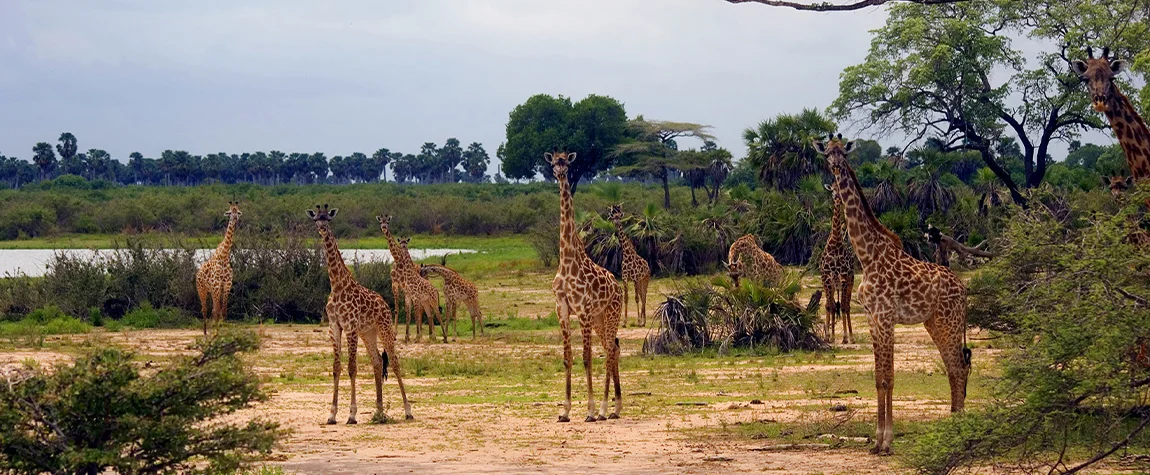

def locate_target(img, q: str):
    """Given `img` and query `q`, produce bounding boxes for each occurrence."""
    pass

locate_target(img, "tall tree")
[500,94,629,193]
[370,148,391,182]
[829,1,1144,205]
[32,142,56,181]
[462,142,490,183]
[743,108,837,190]
[611,118,716,208]
[438,138,464,183]
[56,132,78,166]
[85,149,111,181]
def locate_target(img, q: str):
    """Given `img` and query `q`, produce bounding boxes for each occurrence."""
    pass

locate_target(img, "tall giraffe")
[419,263,484,339]
[820,184,855,344]
[814,134,970,455]
[725,234,783,287]
[606,204,650,328]
[378,216,446,343]
[547,151,624,422]
[306,204,412,424]
[1073,47,1150,195]
[196,200,241,335]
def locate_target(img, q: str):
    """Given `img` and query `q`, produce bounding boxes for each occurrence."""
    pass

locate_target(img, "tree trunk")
[661,168,671,209]
[690,185,698,207]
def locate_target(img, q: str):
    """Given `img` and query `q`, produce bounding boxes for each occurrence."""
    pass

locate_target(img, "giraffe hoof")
[596,414,607,421]
[346,418,357,425]
[608,413,620,420]
[405,414,414,420]
[326,418,337,425]
[558,415,570,423]
[585,416,598,423]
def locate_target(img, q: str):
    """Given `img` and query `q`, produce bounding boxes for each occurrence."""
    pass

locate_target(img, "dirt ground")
[2,311,989,475]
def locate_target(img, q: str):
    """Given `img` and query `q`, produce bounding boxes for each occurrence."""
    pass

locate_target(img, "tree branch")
[723,0,970,11]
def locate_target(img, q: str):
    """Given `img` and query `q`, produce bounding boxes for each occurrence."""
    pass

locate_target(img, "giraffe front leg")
[387,343,414,420]
[346,333,359,424]
[622,281,629,328]
[363,330,386,421]
[556,295,573,423]
[197,280,209,335]
[328,324,343,425]
[841,281,854,344]
[924,312,970,413]
[869,317,895,455]
[637,278,647,327]
[822,282,836,343]
[610,333,622,418]
[581,320,597,422]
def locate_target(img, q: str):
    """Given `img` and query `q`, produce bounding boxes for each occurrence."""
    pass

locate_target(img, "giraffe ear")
[1111,60,1128,74]
[568,152,577,162]
[1103,175,1113,187]
[812,139,828,155]
[328,208,338,218]
[844,140,856,153]
[306,210,317,219]
[376,215,383,223]
[1127,176,1135,187]
[823,183,832,192]
[1071,60,1088,75]
[544,152,554,165]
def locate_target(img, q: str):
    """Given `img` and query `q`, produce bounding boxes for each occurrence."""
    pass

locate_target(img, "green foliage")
[119,303,196,329]
[0,306,91,346]
[499,94,629,191]
[0,329,283,474]
[908,197,1150,474]
[743,108,836,190]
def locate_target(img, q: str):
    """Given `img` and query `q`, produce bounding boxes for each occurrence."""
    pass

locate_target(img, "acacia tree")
[611,118,716,208]
[831,1,1126,206]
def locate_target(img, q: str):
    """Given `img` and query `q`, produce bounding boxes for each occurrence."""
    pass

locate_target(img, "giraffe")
[306,204,412,424]
[196,200,241,335]
[820,184,856,344]
[419,263,484,339]
[725,234,783,287]
[547,151,624,423]
[814,134,970,455]
[1072,46,1150,199]
[606,204,650,328]
[378,216,447,343]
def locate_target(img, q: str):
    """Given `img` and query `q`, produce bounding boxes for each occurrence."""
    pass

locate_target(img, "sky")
[0,0,1114,174]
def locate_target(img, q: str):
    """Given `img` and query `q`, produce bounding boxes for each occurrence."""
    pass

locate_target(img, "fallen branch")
[676,402,709,406]
[723,0,970,11]
[749,443,832,451]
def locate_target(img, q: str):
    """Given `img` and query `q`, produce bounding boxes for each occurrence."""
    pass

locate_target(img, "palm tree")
[32,142,56,181]
[743,109,836,190]
[857,161,905,213]
[906,148,957,222]
[628,203,667,274]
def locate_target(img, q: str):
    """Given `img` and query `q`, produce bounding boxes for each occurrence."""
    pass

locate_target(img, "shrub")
[119,303,195,329]
[41,251,108,318]
[906,197,1150,474]
[527,216,560,268]
[228,227,329,323]
[0,330,283,475]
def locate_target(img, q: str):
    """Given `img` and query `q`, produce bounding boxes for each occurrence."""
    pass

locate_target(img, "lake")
[0,248,476,277]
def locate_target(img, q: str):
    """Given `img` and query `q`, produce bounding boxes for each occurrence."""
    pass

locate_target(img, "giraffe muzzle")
[1093,99,1108,112]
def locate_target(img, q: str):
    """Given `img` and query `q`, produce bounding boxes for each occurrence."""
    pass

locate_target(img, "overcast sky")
[0,0,1112,173]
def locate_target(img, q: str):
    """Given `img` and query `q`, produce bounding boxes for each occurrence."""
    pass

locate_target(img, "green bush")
[0,307,91,346]
[119,303,195,329]
[0,330,283,474]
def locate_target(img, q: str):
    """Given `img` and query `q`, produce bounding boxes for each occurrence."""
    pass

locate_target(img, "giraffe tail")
[381,350,390,382]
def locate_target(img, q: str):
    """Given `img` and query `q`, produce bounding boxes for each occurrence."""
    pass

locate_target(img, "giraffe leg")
[610,333,622,418]
[870,317,895,455]
[637,277,648,327]
[580,319,597,422]
[622,281,629,328]
[924,312,970,413]
[211,290,225,334]
[197,279,209,335]
[346,332,360,424]
[328,323,343,425]
[841,281,854,344]
[410,295,422,343]
[470,300,484,337]
[218,286,230,330]
[387,342,414,419]
[451,300,459,341]
[363,328,385,419]
[822,281,836,342]
[556,293,573,423]
[428,301,447,344]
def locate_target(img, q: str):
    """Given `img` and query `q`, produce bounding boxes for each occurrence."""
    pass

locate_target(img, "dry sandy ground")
[1,315,995,475]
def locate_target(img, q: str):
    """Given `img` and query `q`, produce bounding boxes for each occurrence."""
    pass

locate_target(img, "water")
[0,248,476,278]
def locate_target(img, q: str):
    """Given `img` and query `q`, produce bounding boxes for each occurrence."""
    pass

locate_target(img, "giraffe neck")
[383,228,415,270]
[215,217,238,259]
[557,174,588,269]
[1104,87,1150,178]
[319,228,354,293]
[827,197,845,250]
[612,221,637,257]
[832,162,902,271]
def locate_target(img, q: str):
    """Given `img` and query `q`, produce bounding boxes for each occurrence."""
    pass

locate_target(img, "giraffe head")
[725,260,744,287]
[1105,175,1134,200]
[398,236,412,249]
[225,200,242,223]
[606,203,625,225]
[305,204,338,233]
[812,134,856,180]
[376,214,393,235]
[1071,46,1128,113]
[544,152,576,180]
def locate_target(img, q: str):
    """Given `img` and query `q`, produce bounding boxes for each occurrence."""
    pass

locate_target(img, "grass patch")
[119,303,198,329]
[0,306,91,346]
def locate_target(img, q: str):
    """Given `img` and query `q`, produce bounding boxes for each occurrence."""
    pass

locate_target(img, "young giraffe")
[306,204,413,424]
[725,234,783,287]
[378,216,447,343]
[820,184,856,344]
[419,263,484,339]
[1073,47,1150,204]
[606,204,650,328]
[196,200,241,335]
[814,134,970,455]
[547,151,624,423]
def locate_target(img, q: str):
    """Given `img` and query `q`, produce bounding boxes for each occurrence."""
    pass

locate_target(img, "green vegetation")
[0,330,283,475]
